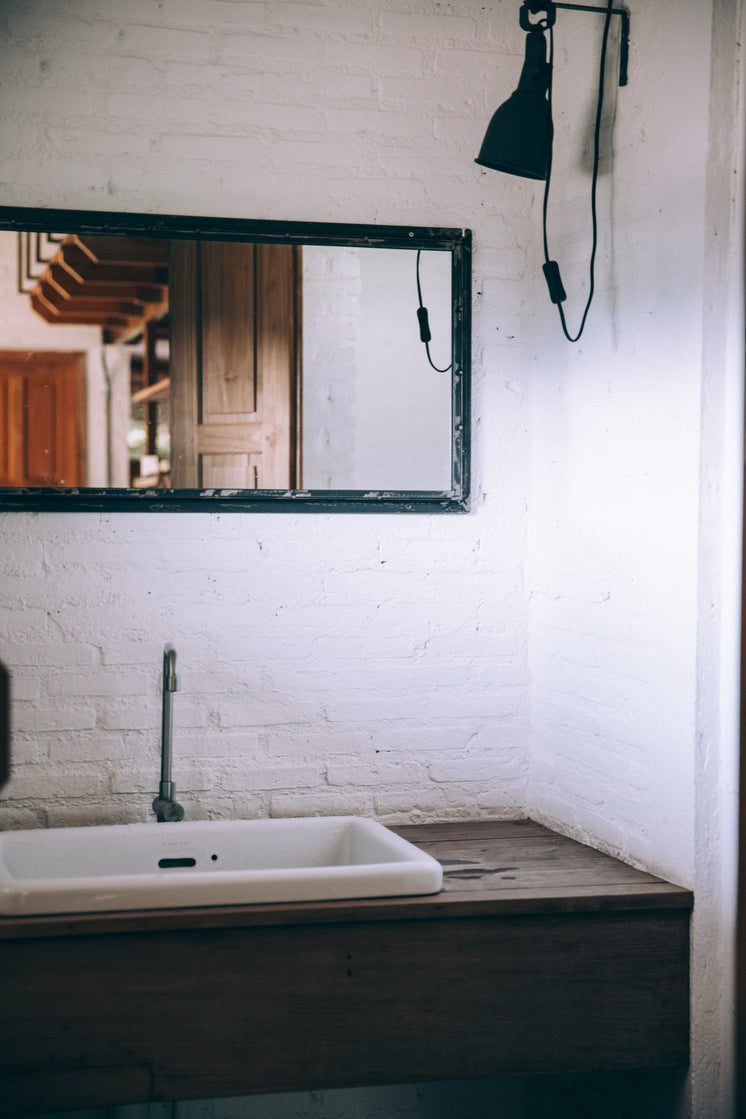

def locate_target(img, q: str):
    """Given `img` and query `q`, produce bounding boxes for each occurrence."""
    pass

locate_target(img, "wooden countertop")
[1,819,692,1109]
[0,818,692,941]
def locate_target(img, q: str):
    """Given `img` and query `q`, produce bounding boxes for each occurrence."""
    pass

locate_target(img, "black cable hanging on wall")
[542,0,616,342]
[475,0,629,343]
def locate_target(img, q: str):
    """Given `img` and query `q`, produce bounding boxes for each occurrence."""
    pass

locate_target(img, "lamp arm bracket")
[522,1,630,86]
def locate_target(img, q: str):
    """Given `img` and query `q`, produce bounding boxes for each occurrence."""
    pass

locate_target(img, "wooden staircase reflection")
[29,234,169,342]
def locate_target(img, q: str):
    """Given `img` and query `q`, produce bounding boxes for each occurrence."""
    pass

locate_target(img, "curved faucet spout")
[152,643,185,822]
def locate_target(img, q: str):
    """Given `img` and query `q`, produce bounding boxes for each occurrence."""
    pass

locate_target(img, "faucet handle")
[162,799,185,823]
[152,793,185,823]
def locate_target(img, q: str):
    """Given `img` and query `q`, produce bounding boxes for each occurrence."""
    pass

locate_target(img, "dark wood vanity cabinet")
[0,821,691,1115]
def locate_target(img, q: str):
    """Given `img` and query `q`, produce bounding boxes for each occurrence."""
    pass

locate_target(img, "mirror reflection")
[0,231,454,494]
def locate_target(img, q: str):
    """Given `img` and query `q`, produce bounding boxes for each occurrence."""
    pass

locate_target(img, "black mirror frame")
[0,207,471,514]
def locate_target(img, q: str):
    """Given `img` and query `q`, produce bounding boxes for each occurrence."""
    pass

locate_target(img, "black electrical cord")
[416,249,452,372]
[543,0,615,342]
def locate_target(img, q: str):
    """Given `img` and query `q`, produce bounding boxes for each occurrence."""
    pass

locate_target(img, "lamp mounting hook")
[520,1,557,32]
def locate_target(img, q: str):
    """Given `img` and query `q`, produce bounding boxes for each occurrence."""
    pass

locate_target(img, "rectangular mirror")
[0,208,470,512]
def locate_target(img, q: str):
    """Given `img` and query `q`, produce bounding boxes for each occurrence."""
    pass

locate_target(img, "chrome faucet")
[152,643,185,822]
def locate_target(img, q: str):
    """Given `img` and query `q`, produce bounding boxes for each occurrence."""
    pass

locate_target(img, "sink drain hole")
[158,857,197,869]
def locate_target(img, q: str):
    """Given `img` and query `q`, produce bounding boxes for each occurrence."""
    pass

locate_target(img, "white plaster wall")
[0,1,742,1116]
[689,2,743,1112]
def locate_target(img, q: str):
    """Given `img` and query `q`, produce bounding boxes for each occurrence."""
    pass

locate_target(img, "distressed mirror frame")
[0,207,471,514]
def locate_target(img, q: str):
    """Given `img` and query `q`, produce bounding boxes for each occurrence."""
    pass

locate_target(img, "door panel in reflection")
[0,350,86,486]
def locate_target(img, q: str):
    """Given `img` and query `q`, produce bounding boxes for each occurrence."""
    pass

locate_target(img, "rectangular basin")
[0,816,443,916]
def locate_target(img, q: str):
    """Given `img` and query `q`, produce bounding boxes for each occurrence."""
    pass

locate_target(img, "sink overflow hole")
[158,857,197,869]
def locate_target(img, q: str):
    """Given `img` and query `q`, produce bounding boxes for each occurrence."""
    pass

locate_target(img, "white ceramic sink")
[0,816,443,916]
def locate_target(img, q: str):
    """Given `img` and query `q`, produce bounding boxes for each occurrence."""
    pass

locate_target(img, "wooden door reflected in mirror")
[170,240,300,490]
[0,350,86,486]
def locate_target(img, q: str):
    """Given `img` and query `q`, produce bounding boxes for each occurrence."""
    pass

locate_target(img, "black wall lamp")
[476,0,630,341]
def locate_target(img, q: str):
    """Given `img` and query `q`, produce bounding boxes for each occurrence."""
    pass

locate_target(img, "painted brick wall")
[0,0,533,833]
[524,2,710,880]
[521,8,744,1119]
[0,508,529,830]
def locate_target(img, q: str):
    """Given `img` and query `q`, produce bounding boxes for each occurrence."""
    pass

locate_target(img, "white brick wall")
[0,506,529,829]
[0,1,743,1116]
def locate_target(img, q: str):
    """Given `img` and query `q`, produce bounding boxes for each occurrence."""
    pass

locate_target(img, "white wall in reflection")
[302,246,452,491]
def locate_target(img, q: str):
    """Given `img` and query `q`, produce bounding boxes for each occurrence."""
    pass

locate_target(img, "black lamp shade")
[475,27,553,180]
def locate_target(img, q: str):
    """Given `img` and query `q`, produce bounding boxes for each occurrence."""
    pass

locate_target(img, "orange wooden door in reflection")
[0,351,87,486]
